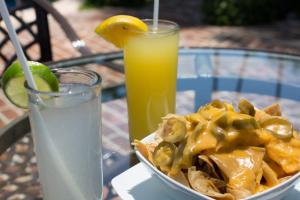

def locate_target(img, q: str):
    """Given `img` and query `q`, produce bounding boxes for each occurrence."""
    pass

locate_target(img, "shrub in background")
[292,1,300,17]
[202,0,287,26]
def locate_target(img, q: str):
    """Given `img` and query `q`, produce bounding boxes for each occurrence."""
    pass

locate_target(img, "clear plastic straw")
[153,0,159,30]
[0,2,86,198]
[0,0,37,89]
[32,107,87,199]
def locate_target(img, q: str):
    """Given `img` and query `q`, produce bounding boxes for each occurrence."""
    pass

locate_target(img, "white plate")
[112,163,300,200]
[133,133,300,200]
[111,163,197,200]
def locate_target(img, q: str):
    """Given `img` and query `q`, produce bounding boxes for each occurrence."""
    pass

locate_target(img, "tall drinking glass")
[25,69,103,200]
[124,19,179,141]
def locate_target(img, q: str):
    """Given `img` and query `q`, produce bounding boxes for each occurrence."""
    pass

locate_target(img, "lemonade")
[29,94,102,200]
[124,20,179,140]
[26,69,103,200]
[2,63,103,200]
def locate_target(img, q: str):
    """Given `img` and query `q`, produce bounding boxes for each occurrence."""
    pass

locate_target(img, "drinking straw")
[153,0,159,30]
[0,0,37,89]
[37,116,87,199]
[1,1,87,198]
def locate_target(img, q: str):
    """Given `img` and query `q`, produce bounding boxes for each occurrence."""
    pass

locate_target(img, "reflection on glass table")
[1,48,300,199]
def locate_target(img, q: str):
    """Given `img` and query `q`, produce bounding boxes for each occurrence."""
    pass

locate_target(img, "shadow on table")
[282,186,300,200]
[103,149,139,184]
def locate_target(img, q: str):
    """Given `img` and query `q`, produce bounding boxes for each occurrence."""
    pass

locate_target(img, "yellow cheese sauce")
[134,99,300,200]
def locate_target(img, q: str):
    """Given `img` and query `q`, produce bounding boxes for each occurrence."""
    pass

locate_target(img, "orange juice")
[124,20,179,141]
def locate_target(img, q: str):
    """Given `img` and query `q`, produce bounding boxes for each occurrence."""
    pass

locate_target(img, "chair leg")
[33,1,52,62]
[0,113,30,155]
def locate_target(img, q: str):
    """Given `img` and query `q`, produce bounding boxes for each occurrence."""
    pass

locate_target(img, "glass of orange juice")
[123,19,179,141]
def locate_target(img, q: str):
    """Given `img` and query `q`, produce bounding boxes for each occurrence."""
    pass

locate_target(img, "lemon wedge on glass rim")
[95,15,148,48]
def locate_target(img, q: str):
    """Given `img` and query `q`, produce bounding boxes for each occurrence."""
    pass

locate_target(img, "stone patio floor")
[1,0,300,199]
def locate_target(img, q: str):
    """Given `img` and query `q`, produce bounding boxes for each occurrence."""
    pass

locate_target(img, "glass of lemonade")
[25,68,103,200]
[124,19,179,141]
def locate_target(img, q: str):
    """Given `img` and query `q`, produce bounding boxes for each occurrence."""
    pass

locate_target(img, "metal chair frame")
[0,0,92,69]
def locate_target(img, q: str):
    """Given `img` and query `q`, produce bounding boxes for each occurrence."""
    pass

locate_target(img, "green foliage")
[202,0,286,26]
[82,0,152,8]
[293,1,300,17]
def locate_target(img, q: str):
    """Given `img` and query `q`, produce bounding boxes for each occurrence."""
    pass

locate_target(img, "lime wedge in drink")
[1,61,59,108]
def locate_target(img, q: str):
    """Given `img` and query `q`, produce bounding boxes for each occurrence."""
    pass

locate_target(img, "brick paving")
[1,0,300,199]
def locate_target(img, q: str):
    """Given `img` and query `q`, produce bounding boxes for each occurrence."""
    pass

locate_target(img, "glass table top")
[1,48,300,199]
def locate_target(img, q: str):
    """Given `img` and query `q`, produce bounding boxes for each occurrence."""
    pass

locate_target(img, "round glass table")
[1,48,300,199]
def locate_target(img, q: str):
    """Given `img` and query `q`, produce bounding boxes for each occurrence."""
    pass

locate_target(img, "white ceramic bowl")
[135,133,300,200]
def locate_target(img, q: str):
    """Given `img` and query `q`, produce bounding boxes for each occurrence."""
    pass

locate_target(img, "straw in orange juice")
[95,15,179,141]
